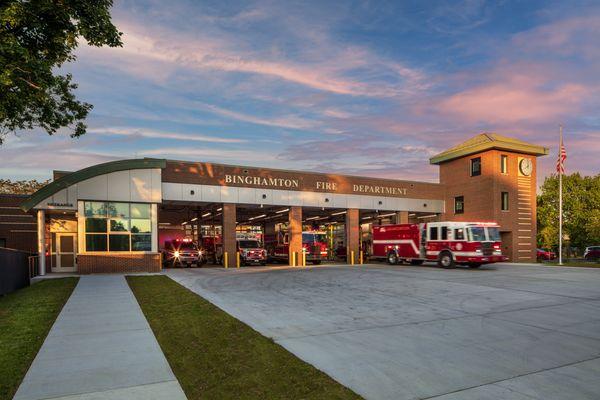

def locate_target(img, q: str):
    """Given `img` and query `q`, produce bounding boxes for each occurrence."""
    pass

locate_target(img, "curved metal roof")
[21,158,166,211]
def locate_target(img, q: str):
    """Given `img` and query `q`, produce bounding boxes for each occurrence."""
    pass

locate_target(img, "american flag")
[556,135,567,174]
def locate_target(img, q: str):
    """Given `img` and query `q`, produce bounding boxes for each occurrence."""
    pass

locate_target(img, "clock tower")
[430,134,548,262]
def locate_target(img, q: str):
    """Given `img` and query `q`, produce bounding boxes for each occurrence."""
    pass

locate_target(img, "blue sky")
[1,0,599,183]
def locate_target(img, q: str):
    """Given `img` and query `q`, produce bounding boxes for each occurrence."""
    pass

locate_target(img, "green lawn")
[127,275,362,400]
[0,278,78,400]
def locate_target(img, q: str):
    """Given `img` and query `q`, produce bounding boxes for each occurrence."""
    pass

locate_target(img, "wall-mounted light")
[423,203,427,207]
[262,194,267,199]
[325,198,329,202]
[378,201,383,205]
[190,190,195,195]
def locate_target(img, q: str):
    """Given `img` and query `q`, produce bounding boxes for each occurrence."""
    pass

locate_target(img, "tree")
[0,0,122,144]
[0,178,50,194]
[537,173,600,253]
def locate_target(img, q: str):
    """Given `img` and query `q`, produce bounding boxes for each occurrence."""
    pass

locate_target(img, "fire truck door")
[419,226,427,258]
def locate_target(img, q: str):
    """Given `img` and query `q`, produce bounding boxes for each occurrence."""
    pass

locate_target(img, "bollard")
[351,250,355,265]
[236,251,240,268]
[360,250,363,265]
[302,251,306,267]
[224,252,228,269]
[291,251,296,267]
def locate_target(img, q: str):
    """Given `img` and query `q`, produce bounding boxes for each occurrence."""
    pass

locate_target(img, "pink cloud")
[436,71,590,124]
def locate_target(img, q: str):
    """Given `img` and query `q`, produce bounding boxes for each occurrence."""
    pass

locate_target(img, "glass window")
[429,227,438,240]
[84,202,107,217]
[108,202,129,218]
[109,234,130,251]
[110,219,130,232]
[467,227,486,241]
[131,203,151,219]
[130,219,151,233]
[441,226,448,240]
[501,192,509,211]
[501,155,508,174]
[454,196,464,214]
[83,201,152,252]
[455,229,464,240]
[470,157,481,176]
[132,235,152,251]
[85,218,107,233]
[487,227,501,241]
[0,238,6,248]
[86,234,107,251]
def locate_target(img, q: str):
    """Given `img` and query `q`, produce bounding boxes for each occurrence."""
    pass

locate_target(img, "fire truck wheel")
[468,263,482,268]
[438,251,455,269]
[387,252,399,265]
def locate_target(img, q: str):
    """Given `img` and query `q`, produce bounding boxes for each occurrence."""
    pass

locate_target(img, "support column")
[345,209,360,264]
[222,204,237,268]
[37,210,46,276]
[395,211,409,224]
[288,207,302,266]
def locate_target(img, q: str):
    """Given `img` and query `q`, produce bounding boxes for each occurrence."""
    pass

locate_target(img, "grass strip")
[0,278,78,400]
[127,275,362,400]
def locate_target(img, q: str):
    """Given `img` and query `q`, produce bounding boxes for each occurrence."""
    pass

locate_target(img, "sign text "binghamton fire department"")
[225,174,300,188]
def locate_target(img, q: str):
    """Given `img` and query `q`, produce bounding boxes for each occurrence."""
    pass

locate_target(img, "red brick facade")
[0,194,37,253]
[439,150,537,262]
[77,253,162,274]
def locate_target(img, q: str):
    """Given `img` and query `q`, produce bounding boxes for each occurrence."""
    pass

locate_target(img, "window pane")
[131,203,151,219]
[86,234,107,251]
[109,234,130,251]
[441,226,448,240]
[501,155,508,173]
[132,234,151,251]
[84,202,107,217]
[130,219,151,233]
[471,157,481,176]
[430,227,438,240]
[85,218,107,233]
[108,203,130,218]
[455,229,464,240]
[110,219,130,232]
[454,196,464,214]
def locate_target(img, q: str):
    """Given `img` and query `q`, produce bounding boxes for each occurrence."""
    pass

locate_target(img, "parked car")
[584,246,600,261]
[162,239,206,267]
[536,248,556,261]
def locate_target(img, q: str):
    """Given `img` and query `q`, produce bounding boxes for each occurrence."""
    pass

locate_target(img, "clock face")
[519,158,533,176]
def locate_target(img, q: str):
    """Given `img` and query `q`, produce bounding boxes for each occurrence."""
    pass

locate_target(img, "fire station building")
[15,133,548,274]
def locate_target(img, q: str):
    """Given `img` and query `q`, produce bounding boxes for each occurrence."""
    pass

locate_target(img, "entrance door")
[55,233,77,272]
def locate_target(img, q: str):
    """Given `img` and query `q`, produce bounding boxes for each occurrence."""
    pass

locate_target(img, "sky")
[1,0,599,184]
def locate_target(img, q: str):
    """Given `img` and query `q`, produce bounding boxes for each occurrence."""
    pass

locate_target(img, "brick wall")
[439,150,537,262]
[0,194,37,253]
[78,253,161,274]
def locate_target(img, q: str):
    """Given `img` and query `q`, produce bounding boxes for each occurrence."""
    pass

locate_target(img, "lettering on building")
[225,174,299,188]
[352,184,408,196]
[316,181,338,191]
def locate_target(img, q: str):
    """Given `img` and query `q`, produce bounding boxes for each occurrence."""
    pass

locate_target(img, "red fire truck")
[372,221,507,268]
[266,231,328,264]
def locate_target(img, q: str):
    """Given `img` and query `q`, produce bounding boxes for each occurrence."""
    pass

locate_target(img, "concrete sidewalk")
[14,275,186,400]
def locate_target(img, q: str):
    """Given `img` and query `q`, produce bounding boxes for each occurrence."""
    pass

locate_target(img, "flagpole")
[559,125,563,265]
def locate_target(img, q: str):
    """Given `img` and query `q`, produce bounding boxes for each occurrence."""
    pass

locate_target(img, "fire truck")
[266,231,328,264]
[372,221,507,268]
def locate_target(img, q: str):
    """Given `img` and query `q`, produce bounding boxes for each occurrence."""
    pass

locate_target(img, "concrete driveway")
[166,263,600,400]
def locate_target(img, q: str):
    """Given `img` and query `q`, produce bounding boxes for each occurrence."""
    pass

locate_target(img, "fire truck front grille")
[481,242,493,256]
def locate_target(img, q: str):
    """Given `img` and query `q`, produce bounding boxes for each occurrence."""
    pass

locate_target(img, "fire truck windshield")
[238,240,261,248]
[302,233,326,243]
[487,227,501,241]
[467,227,486,242]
